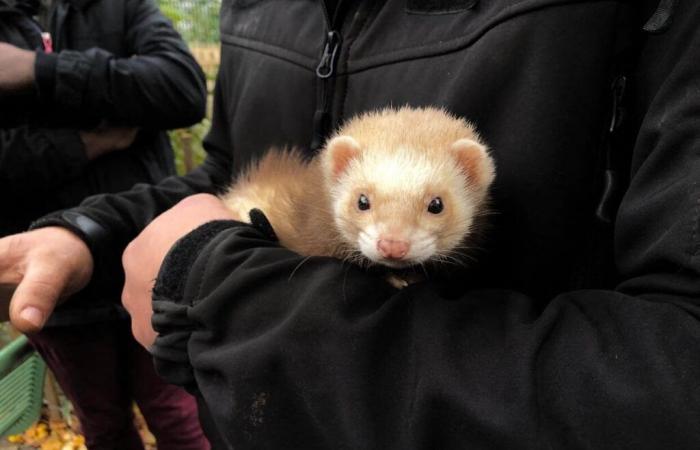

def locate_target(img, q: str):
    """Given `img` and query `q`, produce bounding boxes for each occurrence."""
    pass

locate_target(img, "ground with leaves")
[2,405,155,450]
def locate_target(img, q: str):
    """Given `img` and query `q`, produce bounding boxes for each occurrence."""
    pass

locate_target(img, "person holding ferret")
[2,0,700,448]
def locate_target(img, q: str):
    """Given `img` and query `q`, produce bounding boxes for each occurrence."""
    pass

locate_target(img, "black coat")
[0,0,44,125]
[41,0,700,447]
[2,0,206,324]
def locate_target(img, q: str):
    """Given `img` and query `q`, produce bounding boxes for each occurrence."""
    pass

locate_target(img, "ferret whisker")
[288,256,312,281]
[476,208,499,218]
[447,251,477,264]
[455,245,486,255]
[434,251,471,266]
[420,262,429,277]
[221,107,494,289]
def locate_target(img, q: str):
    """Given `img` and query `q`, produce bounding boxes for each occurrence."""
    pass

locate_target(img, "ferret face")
[330,150,480,268]
[321,108,495,269]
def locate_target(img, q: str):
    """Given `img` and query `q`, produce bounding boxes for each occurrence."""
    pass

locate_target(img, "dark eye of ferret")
[358,194,371,211]
[428,197,444,214]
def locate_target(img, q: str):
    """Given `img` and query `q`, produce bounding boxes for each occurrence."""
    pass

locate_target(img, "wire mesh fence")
[157,0,222,44]
[158,0,221,79]
[155,0,222,173]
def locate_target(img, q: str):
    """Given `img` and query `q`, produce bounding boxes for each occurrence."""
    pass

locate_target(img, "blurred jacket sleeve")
[30,73,231,288]
[149,2,700,449]
[2,0,206,199]
[0,127,86,196]
[33,0,206,129]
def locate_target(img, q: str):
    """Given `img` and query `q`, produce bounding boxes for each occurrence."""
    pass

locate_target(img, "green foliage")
[156,1,220,173]
[170,118,210,175]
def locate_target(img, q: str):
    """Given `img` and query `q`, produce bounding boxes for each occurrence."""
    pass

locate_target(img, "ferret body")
[220,107,495,278]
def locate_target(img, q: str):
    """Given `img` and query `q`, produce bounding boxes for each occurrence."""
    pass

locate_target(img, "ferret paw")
[386,272,427,289]
[386,274,410,289]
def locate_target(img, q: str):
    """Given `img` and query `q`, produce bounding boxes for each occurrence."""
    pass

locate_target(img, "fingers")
[9,263,67,333]
[80,126,140,159]
[119,127,139,149]
[105,126,139,151]
[0,234,28,321]
[0,228,94,333]
[121,244,157,348]
[119,194,232,348]
[0,233,27,280]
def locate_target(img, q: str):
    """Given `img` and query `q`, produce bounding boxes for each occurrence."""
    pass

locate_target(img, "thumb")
[9,263,68,333]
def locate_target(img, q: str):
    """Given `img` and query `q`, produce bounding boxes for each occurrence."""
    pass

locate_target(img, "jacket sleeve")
[0,126,87,196]
[30,75,232,283]
[149,2,700,449]
[33,0,206,129]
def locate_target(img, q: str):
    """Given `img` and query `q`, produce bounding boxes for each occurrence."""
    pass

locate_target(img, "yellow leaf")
[7,434,24,443]
[40,437,63,450]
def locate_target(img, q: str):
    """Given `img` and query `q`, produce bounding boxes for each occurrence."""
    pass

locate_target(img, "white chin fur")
[357,230,383,263]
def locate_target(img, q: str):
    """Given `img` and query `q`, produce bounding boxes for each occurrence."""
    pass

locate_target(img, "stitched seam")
[406,0,478,15]
[219,0,612,76]
[691,180,699,259]
[346,0,612,75]
[220,33,317,70]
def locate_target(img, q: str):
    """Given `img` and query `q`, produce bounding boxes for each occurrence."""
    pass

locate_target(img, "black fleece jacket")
[42,0,700,448]
[2,0,206,324]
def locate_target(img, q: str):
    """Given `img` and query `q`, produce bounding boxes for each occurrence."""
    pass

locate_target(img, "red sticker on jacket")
[41,32,53,53]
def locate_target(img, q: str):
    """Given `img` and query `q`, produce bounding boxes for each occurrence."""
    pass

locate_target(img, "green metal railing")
[0,335,46,437]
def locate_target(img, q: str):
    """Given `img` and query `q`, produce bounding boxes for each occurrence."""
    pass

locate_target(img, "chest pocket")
[345,0,628,74]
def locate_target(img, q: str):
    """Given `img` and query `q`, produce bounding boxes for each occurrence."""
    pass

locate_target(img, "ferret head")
[321,107,495,269]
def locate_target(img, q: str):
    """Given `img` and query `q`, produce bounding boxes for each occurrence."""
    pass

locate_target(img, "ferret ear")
[324,135,361,179]
[451,138,495,191]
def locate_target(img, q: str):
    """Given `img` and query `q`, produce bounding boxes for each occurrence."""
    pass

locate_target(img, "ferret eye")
[428,197,444,214]
[358,194,371,211]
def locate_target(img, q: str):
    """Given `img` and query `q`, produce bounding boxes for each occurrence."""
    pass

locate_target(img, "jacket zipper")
[310,1,344,152]
[595,74,627,223]
[311,30,341,151]
[316,30,341,79]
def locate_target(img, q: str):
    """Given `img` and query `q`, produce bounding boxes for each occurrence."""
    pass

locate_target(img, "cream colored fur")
[220,106,495,269]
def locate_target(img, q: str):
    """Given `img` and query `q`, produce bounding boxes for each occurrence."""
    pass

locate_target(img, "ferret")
[220,107,495,286]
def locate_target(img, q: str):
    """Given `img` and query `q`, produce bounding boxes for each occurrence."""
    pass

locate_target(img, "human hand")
[0,227,93,332]
[122,194,234,348]
[80,124,139,160]
[0,42,36,92]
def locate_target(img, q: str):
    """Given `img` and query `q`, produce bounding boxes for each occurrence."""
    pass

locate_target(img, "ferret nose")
[377,239,410,260]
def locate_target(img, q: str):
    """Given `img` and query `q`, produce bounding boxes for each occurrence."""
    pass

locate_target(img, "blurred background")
[159,0,221,175]
[0,1,221,448]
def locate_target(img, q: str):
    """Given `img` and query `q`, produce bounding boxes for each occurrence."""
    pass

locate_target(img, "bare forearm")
[0,43,35,92]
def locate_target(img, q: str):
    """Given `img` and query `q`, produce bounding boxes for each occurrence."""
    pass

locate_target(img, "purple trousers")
[29,319,210,450]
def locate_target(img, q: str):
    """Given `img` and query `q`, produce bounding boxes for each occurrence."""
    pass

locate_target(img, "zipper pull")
[596,75,628,224]
[316,31,341,79]
[311,30,342,151]
[608,75,627,133]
